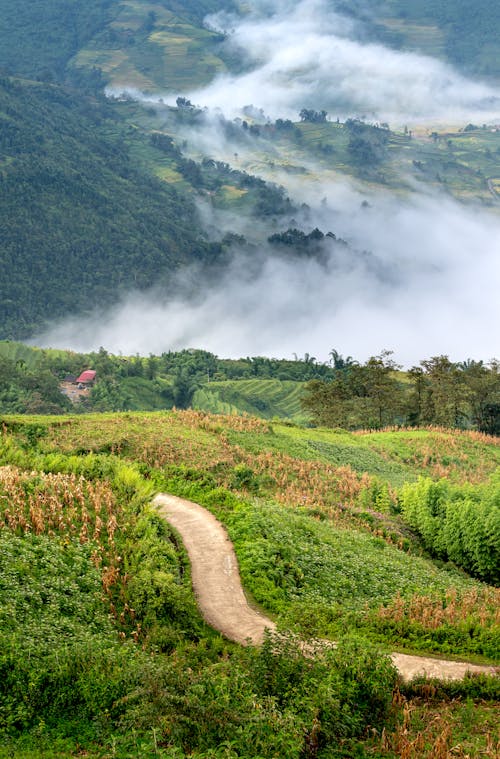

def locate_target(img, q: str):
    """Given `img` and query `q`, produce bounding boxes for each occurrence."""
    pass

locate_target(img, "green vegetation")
[257,117,500,203]
[0,410,498,756]
[193,378,308,422]
[303,352,500,434]
[0,0,235,88]
[1,2,499,346]
[400,475,500,583]
[0,78,225,339]
[0,0,112,83]
[0,342,334,417]
[1,343,499,436]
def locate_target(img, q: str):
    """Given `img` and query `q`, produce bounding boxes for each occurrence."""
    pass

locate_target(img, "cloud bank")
[36,192,500,367]
[154,0,500,126]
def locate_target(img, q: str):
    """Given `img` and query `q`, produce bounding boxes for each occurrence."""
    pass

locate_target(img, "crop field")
[284,123,500,203]
[96,95,500,208]
[0,410,498,756]
[193,378,308,421]
[72,0,227,92]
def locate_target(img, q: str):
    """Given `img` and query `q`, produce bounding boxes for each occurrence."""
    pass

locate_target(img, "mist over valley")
[0,0,499,365]
[35,0,500,364]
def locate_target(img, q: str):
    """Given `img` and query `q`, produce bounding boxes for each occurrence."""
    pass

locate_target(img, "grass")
[0,411,498,757]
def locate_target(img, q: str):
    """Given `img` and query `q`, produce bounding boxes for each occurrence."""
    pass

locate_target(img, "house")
[76,370,97,387]
[60,369,97,402]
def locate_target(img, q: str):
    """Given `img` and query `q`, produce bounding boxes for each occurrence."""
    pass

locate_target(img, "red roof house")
[76,370,96,385]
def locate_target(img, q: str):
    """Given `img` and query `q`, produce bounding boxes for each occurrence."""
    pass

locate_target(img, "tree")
[419,356,469,427]
[302,351,403,429]
[329,349,356,372]
[458,358,500,431]
[362,351,403,428]
[299,109,327,123]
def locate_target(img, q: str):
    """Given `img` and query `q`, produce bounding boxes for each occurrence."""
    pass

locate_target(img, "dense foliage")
[0,78,222,339]
[0,0,235,84]
[360,0,500,77]
[302,353,500,434]
[0,430,402,757]
[2,342,499,435]
[400,475,500,583]
[0,0,112,82]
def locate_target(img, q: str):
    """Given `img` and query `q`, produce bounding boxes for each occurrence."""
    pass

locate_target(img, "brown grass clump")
[0,465,124,595]
[378,691,500,758]
[376,588,500,629]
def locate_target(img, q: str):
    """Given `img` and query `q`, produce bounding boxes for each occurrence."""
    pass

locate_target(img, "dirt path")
[154,493,498,682]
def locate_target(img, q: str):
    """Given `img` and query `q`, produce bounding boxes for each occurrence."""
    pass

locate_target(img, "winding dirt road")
[154,493,498,682]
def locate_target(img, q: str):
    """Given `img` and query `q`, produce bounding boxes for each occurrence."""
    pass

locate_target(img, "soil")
[154,493,498,682]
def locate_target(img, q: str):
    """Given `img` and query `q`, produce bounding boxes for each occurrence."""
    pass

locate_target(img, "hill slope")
[0,77,220,338]
[0,410,498,757]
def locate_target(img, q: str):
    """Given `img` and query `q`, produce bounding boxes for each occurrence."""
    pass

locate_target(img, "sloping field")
[72,1,227,91]
[192,378,307,421]
[0,410,498,757]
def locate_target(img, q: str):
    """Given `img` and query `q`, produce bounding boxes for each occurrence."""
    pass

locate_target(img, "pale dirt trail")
[154,493,498,682]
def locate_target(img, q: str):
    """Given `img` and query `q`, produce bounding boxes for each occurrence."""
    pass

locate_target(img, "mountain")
[0,0,499,355]
[0,76,225,338]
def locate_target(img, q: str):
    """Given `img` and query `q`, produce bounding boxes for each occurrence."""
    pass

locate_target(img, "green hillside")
[193,378,308,422]
[0,77,225,339]
[1,1,499,346]
[0,410,498,757]
[0,0,235,88]
[1,342,498,434]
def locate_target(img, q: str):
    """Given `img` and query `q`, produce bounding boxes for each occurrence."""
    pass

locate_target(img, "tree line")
[1,343,498,432]
[302,351,500,434]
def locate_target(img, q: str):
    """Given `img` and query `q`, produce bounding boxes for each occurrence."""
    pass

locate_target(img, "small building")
[76,370,97,387]
[60,370,96,402]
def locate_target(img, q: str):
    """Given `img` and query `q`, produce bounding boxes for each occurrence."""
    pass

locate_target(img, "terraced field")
[193,379,308,422]
[71,0,228,92]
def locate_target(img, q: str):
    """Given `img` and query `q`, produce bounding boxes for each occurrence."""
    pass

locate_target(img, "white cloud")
[38,0,500,366]
[181,0,500,125]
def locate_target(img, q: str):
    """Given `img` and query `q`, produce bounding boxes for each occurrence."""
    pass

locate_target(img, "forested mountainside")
[0,0,235,84]
[0,0,498,90]
[0,77,227,338]
[0,0,499,344]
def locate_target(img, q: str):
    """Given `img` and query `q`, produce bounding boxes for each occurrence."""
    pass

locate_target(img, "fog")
[37,189,500,366]
[142,0,500,126]
[36,0,500,365]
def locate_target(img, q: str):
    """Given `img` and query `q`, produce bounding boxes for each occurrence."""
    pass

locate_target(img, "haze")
[36,0,500,365]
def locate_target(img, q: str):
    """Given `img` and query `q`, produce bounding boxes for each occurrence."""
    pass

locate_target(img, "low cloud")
[38,0,500,366]
[35,192,500,367]
[175,0,500,126]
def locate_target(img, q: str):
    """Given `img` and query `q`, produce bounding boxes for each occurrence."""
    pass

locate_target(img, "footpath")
[154,493,498,681]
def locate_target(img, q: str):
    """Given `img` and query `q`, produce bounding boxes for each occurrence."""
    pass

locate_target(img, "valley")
[0,1,499,756]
